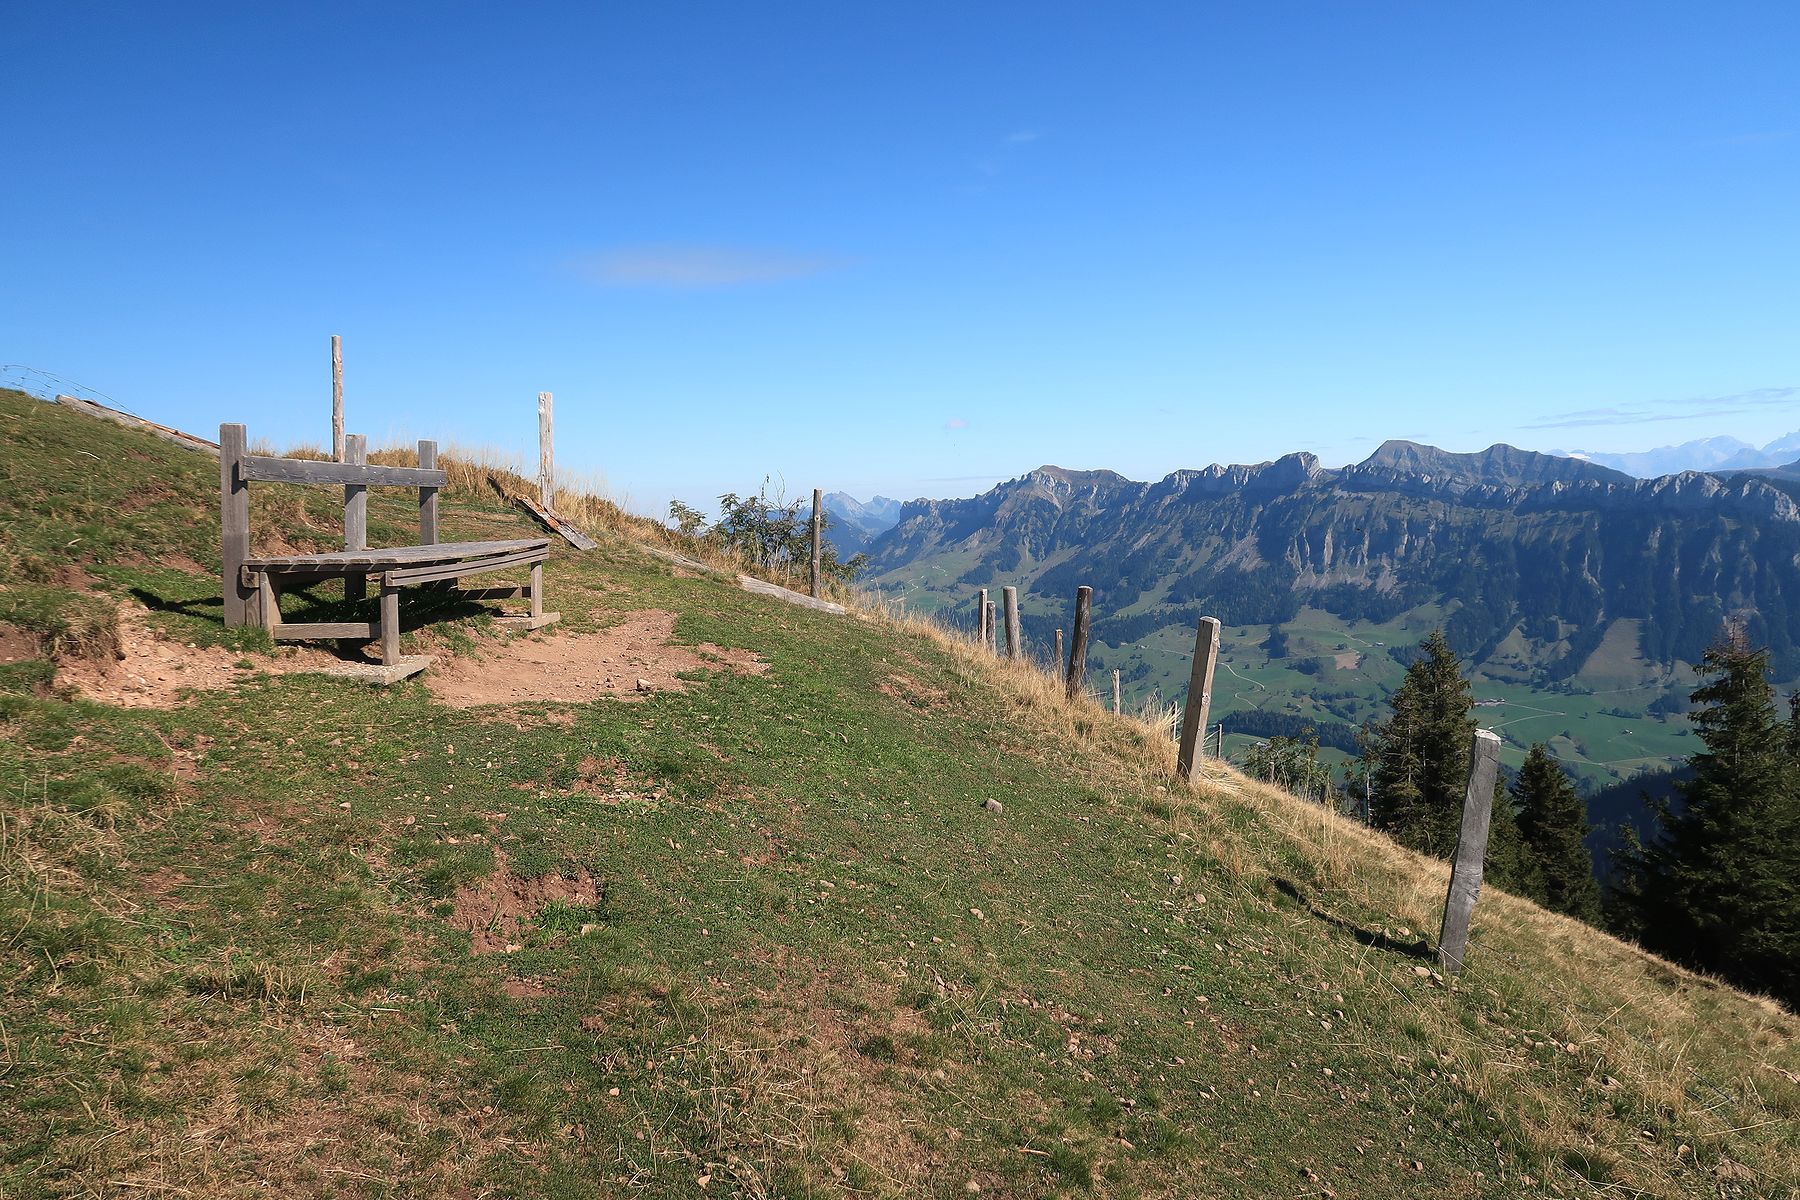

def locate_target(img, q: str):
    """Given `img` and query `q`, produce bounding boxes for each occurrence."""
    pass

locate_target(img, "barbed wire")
[0,363,122,411]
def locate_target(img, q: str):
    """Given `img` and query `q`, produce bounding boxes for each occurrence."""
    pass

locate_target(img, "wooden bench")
[220,423,558,679]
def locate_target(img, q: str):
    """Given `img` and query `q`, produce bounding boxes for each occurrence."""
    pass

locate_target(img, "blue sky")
[4,3,1797,512]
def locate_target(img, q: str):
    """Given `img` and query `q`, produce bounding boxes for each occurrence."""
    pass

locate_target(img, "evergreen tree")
[1368,629,1475,858]
[1621,625,1800,1006]
[1512,744,1601,922]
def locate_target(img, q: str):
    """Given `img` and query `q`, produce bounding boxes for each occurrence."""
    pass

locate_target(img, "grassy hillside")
[2,389,1797,1199]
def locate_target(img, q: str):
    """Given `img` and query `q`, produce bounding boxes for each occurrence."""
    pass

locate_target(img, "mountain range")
[837,440,1800,789]
[1554,430,1800,477]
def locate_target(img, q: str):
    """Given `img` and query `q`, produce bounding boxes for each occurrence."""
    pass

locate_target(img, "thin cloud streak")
[1523,386,1796,430]
[568,245,844,289]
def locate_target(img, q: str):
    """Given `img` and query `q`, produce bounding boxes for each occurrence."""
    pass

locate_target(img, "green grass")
[2,388,1797,1198]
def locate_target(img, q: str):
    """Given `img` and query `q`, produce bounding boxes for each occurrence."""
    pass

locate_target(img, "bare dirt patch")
[0,622,37,664]
[449,848,603,955]
[426,608,767,708]
[57,602,351,709]
[878,670,948,710]
[1333,651,1362,670]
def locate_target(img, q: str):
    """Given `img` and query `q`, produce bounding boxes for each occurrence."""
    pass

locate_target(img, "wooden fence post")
[1065,585,1092,700]
[1175,616,1222,781]
[810,488,823,599]
[343,434,368,602]
[219,423,251,628]
[1002,585,1020,660]
[1113,669,1122,713]
[977,588,990,645]
[537,391,554,509]
[418,439,439,546]
[330,335,344,462]
[1054,628,1064,671]
[986,600,997,651]
[1438,728,1502,975]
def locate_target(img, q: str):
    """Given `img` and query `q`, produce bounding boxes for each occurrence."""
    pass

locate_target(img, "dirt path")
[426,608,766,708]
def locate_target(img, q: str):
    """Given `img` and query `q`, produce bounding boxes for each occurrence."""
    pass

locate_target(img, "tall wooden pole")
[1438,729,1502,975]
[1002,586,1020,660]
[809,488,823,599]
[977,588,990,645]
[343,434,368,603]
[1112,669,1122,713]
[1176,616,1222,781]
[330,335,344,462]
[537,391,554,509]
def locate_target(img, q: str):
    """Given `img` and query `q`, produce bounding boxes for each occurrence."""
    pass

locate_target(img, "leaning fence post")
[1002,586,1020,660]
[330,334,345,462]
[1065,586,1093,700]
[1175,616,1222,781]
[537,391,555,509]
[810,488,823,598]
[1438,728,1502,975]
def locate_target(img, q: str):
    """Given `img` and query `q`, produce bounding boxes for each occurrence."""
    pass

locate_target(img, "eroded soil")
[426,608,766,708]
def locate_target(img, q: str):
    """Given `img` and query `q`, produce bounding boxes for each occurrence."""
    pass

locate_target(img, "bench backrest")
[220,422,449,627]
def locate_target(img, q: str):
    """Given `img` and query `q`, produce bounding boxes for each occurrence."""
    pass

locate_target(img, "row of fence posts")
[961,580,1502,976]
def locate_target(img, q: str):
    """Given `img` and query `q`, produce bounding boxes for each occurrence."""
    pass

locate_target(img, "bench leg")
[254,572,280,631]
[380,584,401,665]
[530,563,544,619]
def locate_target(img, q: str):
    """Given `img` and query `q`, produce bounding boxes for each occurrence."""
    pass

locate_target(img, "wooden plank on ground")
[511,493,598,550]
[737,573,846,615]
[57,394,220,457]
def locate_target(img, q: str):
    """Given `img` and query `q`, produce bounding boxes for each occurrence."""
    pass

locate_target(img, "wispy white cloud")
[568,245,843,289]
[1005,130,1042,144]
[944,417,969,430]
[1523,387,1796,430]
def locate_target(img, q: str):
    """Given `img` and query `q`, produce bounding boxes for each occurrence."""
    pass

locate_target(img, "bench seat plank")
[243,538,549,572]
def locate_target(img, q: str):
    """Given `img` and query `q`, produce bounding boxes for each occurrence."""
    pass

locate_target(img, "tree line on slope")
[1353,626,1800,1007]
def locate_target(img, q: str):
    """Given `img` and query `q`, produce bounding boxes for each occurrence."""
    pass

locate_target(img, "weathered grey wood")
[385,546,548,586]
[455,585,527,601]
[417,440,439,546]
[1055,628,1063,668]
[380,585,401,665]
[254,572,281,630]
[986,601,997,653]
[737,573,847,615]
[1438,728,1503,975]
[1113,669,1122,713]
[331,334,344,462]
[510,492,598,549]
[1176,616,1223,780]
[220,423,252,627]
[538,391,554,508]
[343,434,368,603]
[977,589,990,645]
[810,488,823,599]
[240,456,448,488]
[60,395,219,457]
[530,562,544,619]
[1065,585,1092,700]
[273,621,377,640]
[1002,585,1020,660]
[244,538,549,571]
